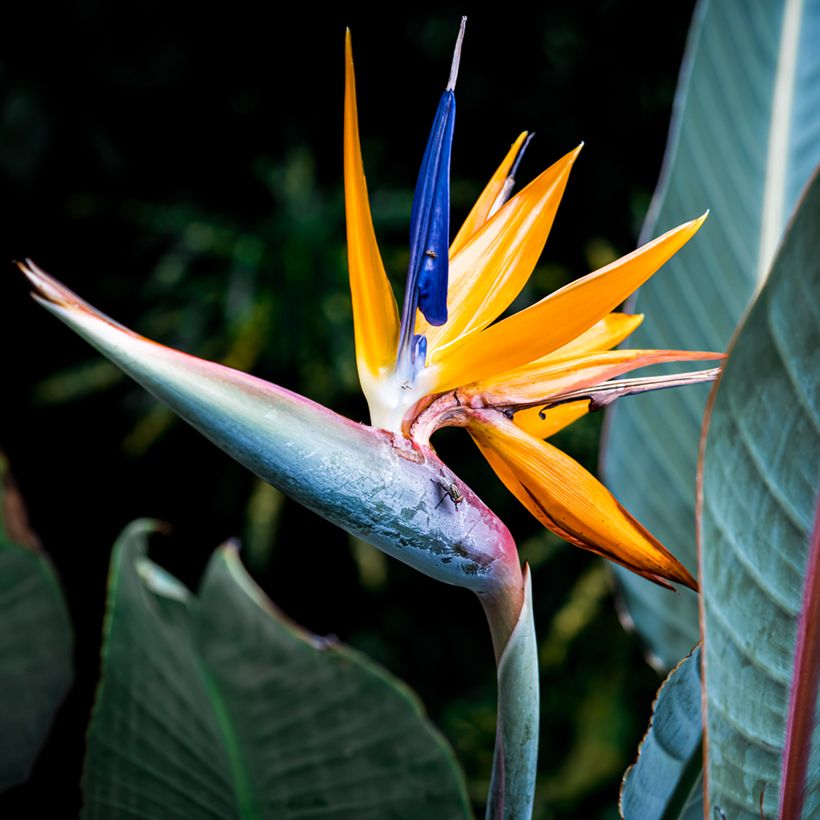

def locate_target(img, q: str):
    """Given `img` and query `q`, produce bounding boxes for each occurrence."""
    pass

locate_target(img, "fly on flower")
[344,21,722,590]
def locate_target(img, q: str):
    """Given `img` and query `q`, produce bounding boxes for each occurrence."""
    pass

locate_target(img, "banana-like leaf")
[0,454,72,791]
[699,170,820,818]
[620,647,703,820]
[602,0,820,669]
[82,520,472,820]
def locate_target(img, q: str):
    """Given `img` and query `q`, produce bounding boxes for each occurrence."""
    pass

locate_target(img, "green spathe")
[23,263,520,600]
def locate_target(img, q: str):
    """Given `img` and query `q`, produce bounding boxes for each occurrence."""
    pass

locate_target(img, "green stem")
[480,565,539,820]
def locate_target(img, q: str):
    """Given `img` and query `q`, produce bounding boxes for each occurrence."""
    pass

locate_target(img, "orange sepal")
[344,31,399,377]
[462,348,723,408]
[469,413,697,590]
[428,214,707,393]
[449,132,529,257]
[514,401,590,439]
[545,313,644,359]
[418,144,582,352]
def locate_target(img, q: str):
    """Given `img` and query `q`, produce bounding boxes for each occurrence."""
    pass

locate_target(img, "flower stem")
[479,565,539,820]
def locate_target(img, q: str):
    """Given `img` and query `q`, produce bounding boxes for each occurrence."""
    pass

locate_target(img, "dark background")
[1,2,695,817]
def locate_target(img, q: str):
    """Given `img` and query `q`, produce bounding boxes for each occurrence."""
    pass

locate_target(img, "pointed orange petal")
[449,132,528,257]
[462,348,723,407]
[427,214,707,392]
[419,145,582,353]
[546,312,644,359]
[470,413,697,589]
[344,31,399,378]
[514,401,590,439]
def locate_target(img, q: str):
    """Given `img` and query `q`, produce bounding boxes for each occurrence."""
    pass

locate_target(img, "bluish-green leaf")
[675,771,704,820]
[82,520,472,820]
[699,169,820,818]
[620,647,702,820]
[0,455,72,791]
[602,0,820,669]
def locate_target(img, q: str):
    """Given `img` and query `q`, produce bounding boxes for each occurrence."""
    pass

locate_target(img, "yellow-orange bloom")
[344,32,721,589]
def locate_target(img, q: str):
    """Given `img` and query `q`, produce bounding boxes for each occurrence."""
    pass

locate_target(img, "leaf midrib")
[192,636,261,820]
[757,0,805,287]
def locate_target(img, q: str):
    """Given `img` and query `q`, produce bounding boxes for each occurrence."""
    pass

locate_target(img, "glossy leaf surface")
[603,0,820,670]
[83,521,472,820]
[699,170,820,818]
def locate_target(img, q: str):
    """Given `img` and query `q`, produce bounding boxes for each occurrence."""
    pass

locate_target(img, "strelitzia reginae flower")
[20,20,721,820]
[344,22,719,591]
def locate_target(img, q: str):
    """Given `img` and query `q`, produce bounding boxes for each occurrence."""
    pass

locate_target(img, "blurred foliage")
[1,2,694,817]
[0,455,72,794]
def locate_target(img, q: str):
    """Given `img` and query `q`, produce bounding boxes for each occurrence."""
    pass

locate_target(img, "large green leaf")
[620,647,703,819]
[0,454,72,791]
[602,0,820,669]
[83,520,472,820]
[699,170,820,817]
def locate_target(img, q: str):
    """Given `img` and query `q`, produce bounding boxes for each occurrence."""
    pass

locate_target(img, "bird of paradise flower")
[344,21,718,591]
[19,19,721,819]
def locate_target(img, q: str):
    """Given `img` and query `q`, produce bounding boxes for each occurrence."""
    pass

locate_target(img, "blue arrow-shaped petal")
[396,18,465,372]
[408,87,455,327]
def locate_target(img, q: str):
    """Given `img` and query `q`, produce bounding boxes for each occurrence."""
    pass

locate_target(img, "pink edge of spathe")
[19,259,348,429]
[778,493,820,820]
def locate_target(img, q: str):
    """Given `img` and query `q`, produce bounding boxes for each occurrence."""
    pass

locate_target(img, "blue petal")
[412,333,428,375]
[407,89,455,327]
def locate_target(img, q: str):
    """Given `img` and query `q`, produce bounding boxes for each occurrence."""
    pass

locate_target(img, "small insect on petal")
[514,401,590,440]
[432,476,465,509]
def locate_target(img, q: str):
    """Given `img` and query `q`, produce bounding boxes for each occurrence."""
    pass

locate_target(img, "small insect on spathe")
[432,476,464,509]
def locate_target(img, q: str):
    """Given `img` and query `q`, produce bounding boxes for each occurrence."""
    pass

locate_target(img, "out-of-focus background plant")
[3,2,818,819]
